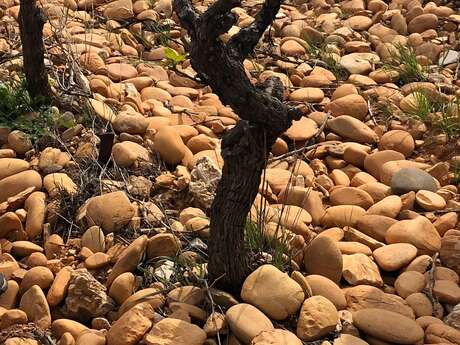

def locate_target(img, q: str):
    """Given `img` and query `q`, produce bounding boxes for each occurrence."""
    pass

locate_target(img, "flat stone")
[353,308,424,344]
[373,244,418,271]
[284,117,318,141]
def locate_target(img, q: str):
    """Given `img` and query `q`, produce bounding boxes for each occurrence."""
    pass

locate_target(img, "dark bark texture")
[19,0,52,101]
[173,0,303,292]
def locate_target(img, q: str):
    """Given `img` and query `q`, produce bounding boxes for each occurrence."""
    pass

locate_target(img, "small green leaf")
[164,47,186,64]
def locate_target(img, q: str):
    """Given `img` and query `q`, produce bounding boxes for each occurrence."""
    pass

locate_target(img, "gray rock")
[439,50,460,66]
[189,156,221,210]
[64,268,115,320]
[390,168,438,194]
[444,303,460,330]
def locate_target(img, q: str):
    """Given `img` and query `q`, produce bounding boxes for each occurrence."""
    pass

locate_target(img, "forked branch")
[173,0,305,292]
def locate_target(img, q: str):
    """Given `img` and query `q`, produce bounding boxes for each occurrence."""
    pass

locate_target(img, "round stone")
[373,243,418,271]
[390,168,438,194]
[379,130,415,157]
[304,236,343,283]
[394,271,427,299]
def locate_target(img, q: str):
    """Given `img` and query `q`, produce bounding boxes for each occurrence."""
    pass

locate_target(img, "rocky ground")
[0,0,460,344]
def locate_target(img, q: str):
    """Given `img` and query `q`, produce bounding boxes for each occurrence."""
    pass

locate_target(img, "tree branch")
[202,0,241,19]
[172,0,199,33]
[228,0,283,59]
[199,0,240,41]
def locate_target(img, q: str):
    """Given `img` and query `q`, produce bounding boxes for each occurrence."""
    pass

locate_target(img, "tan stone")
[373,243,417,271]
[153,126,186,165]
[394,271,426,299]
[330,187,374,209]
[364,150,406,180]
[144,317,206,345]
[241,264,304,320]
[47,266,72,307]
[106,63,137,81]
[304,236,343,283]
[358,182,391,202]
[357,215,397,242]
[226,304,274,344]
[289,88,324,103]
[0,212,23,238]
[352,309,423,344]
[345,285,415,318]
[405,292,432,318]
[19,285,51,330]
[415,190,446,211]
[24,192,46,240]
[85,191,135,233]
[51,319,89,340]
[297,296,338,341]
[85,252,110,269]
[378,130,415,157]
[0,170,42,203]
[20,266,54,294]
[186,134,218,153]
[0,280,19,309]
[81,226,105,253]
[284,117,319,142]
[107,302,155,345]
[408,14,438,33]
[433,212,458,236]
[109,272,136,305]
[11,241,44,257]
[0,309,27,329]
[366,195,402,218]
[89,99,116,123]
[251,329,302,345]
[328,116,378,144]
[385,216,441,254]
[425,323,460,344]
[7,131,32,155]
[320,205,366,228]
[43,173,77,197]
[146,233,180,259]
[305,274,346,310]
[433,280,460,304]
[203,312,226,337]
[106,235,147,287]
[112,141,150,167]
[113,111,149,134]
[337,241,372,255]
[0,158,29,180]
[270,204,312,238]
[118,287,165,316]
[334,334,369,345]
[342,253,383,287]
[167,286,204,305]
[325,94,368,120]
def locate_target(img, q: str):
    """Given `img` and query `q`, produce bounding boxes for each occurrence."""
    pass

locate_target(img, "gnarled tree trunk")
[19,0,52,101]
[173,0,303,293]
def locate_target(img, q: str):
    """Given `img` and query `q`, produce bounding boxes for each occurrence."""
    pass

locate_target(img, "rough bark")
[173,0,303,293]
[18,0,52,102]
